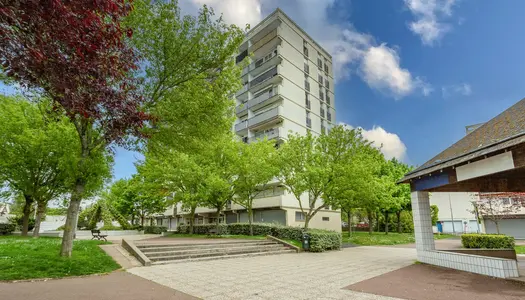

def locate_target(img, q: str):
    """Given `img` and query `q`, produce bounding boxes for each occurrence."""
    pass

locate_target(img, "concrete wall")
[284,208,341,232]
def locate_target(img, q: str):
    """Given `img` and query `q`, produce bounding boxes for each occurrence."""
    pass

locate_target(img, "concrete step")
[136,240,277,251]
[143,244,285,258]
[151,249,296,265]
[148,246,290,262]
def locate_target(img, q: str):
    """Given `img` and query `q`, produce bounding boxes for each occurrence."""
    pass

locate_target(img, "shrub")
[461,234,515,249]
[272,225,303,240]
[177,224,228,235]
[308,229,342,252]
[8,216,35,232]
[99,225,122,230]
[0,223,16,235]
[143,226,168,234]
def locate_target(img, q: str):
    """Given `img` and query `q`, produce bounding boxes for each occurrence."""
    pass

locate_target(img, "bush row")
[177,223,304,240]
[143,226,168,234]
[308,229,342,252]
[461,234,515,249]
[176,223,341,252]
[0,223,16,235]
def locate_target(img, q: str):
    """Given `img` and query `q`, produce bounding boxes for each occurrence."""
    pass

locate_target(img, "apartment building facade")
[152,8,341,232]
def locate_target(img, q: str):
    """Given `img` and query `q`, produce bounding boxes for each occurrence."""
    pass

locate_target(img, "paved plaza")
[128,246,417,300]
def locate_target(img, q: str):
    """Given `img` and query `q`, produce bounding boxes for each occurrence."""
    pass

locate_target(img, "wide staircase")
[136,239,296,265]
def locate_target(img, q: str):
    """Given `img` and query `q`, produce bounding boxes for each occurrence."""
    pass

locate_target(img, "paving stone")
[128,246,416,300]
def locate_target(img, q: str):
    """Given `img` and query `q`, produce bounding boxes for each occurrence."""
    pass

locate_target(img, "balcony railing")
[250,127,282,142]
[248,106,283,128]
[235,120,248,132]
[236,84,248,97]
[236,86,279,115]
[242,47,279,76]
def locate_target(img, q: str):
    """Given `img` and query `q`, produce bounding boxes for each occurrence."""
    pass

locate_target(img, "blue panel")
[413,172,450,191]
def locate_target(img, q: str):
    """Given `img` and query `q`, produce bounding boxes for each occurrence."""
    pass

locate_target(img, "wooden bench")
[91,229,108,242]
[207,228,218,237]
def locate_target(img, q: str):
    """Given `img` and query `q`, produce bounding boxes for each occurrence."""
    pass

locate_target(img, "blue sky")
[4,0,525,181]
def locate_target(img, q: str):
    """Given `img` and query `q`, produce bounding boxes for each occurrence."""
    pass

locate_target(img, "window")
[242,136,248,143]
[327,111,332,122]
[304,62,309,74]
[319,89,324,101]
[304,79,310,92]
[324,63,329,73]
[305,92,311,109]
[320,107,325,118]
[326,91,331,105]
[322,217,330,221]
[317,58,323,68]
[158,218,163,226]
[321,125,326,134]
[306,111,312,128]
[502,198,512,205]
[295,211,306,221]
[325,78,329,89]
[318,75,323,85]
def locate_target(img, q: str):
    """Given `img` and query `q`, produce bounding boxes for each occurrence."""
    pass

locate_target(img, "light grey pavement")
[128,246,417,300]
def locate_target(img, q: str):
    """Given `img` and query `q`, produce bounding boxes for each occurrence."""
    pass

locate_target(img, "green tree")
[0,96,81,237]
[233,139,279,235]
[199,137,239,235]
[125,0,246,153]
[279,126,368,229]
[139,150,204,233]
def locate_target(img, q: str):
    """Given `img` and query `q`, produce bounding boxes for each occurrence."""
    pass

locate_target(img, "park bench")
[91,229,108,242]
[207,228,218,237]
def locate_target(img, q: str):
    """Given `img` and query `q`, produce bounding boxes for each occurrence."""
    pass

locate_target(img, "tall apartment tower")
[234,9,335,142]
[150,9,341,232]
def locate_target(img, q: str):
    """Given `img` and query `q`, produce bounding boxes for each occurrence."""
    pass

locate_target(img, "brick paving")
[128,246,417,300]
[346,263,525,300]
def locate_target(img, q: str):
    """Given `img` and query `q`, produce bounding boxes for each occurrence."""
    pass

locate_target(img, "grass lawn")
[515,246,525,254]
[342,231,456,246]
[0,236,120,281]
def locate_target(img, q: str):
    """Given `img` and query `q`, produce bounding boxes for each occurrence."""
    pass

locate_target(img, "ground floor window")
[322,217,329,221]
[295,211,305,221]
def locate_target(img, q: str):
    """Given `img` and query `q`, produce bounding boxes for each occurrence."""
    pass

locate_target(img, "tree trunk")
[248,206,254,236]
[60,180,84,257]
[33,201,47,238]
[367,210,373,235]
[21,195,33,236]
[385,211,390,234]
[215,208,221,235]
[376,211,380,232]
[140,215,144,227]
[347,210,352,237]
[495,220,500,234]
[189,206,196,234]
[396,211,402,233]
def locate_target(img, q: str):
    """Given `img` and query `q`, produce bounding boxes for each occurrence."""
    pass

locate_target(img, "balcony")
[248,106,284,129]
[250,67,282,93]
[236,84,248,97]
[235,120,248,133]
[242,46,281,78]
[236,86,281,115]
[250,127,282,142]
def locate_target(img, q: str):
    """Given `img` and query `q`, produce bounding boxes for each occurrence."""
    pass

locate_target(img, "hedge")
[143,226,168,234]
[0,223,16,235]
[176,223,340,252]
[308,229,342,252]
[461,234,515,249]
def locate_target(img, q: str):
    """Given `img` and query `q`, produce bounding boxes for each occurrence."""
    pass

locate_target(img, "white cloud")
[405,0,458,46]
[341,123,408,161]
[441,83,472,98]
[360,44,431,98]
[190,0,263,28]
[182,0,430,98]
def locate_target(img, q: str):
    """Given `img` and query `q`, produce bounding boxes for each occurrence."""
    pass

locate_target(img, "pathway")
[0,271,197,300]
[128,246,417,300]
